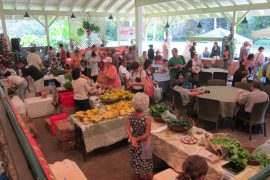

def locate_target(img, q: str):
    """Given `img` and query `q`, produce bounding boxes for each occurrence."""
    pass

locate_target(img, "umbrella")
[251,28,270,38]
[189,28,251,42]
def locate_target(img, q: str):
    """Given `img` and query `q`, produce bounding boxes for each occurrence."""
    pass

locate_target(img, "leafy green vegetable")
[162,111,192,129]
[52,70,64,76]
[251,151,270,169]
[64,81,73,90]
[64,73,72,81]
[150,103,171,117]
[212,136,250,168]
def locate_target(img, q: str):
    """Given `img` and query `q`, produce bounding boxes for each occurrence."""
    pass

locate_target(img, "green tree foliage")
[105,21,117,41]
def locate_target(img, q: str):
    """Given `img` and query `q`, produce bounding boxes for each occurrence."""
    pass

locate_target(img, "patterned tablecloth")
[70,115,128,153]
[151,121,259,180]
[197,86,248,118]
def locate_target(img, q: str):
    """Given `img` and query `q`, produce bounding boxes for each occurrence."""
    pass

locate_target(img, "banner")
[120,27,135,40]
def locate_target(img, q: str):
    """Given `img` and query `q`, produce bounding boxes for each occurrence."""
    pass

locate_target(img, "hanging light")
[165,22,170,29]
[109,14,113,20]
[70,13,76,18]
[24,11,30,18]
[241,17,248,24]
[197,22,202,28]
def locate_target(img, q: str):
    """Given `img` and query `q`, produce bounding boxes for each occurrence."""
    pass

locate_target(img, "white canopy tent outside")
[251,27,270,38]
[189,28,251,43]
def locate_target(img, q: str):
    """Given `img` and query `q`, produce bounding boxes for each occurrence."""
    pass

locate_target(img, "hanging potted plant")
[77,20,101,37]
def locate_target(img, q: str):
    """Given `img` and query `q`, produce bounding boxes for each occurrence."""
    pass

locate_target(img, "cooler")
[24,96,56,118]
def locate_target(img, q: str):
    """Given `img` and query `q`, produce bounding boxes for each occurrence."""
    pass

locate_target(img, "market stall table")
[153,73,170,93]
[70,115,128,160]
[197,86,247,118]
[202,68,228,74]
[151,120,259,180]
[44,74,66,85]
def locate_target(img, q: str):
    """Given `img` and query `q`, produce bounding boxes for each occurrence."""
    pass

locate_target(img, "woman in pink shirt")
[102,57,121,89]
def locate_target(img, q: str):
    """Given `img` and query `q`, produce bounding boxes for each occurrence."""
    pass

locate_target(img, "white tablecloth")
[201,68,228,74]
[24,96,56,118]
[11,96,26,115]
[153,73,170,82]
[151,121,259,180]
[71,116,128,153]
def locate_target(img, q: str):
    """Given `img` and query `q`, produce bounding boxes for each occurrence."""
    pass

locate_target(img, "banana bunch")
[74,101,135,125]
[99,89,134,102]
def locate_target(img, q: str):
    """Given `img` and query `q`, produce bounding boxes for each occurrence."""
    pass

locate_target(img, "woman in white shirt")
[71,68,92,111]
[119,60,130,83]
[127,62,146,93]
[5,71,28,101]
[89,51,101,82]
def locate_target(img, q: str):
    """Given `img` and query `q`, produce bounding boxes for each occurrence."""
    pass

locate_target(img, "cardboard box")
[60,105,76,115]
[56,120,75,142]
[57,140,75,151]
[44,118,51,133]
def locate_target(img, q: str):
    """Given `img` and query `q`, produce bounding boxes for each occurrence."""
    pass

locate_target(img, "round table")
[197,86,247,118]
[152,64,162,72]
[201,68,228,74]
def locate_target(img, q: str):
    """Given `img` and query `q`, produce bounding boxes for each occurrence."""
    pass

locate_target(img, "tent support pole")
[135,0,143,56]
[0,0,7,37]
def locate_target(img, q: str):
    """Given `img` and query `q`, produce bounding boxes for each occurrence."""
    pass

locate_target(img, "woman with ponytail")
[177,155,208,180]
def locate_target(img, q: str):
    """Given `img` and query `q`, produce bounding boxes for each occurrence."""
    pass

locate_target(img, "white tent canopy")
[251,28,270,38]
[189,28,251,42]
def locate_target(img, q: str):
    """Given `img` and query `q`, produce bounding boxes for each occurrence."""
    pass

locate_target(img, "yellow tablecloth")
[151,120,259,180]
[70,115,128,153]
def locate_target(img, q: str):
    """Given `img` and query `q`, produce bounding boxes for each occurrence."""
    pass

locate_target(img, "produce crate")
[49,113,68,135]
[56,120,75,142]
[57,140,75,151]
[58,91,74,108]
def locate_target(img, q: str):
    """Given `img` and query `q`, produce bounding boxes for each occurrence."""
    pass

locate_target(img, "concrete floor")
[33,113,270,180]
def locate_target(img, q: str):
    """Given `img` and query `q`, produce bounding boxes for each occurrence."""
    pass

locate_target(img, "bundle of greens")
[251,151,270,169]
[212,136,250,168]
[52,70,64,76]
[162,111,192,129]
[150,103,171,117]
[64,81,72,90]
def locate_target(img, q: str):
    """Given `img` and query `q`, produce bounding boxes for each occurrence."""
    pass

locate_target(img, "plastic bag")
[140,137,152,159]
[154,85,163,103]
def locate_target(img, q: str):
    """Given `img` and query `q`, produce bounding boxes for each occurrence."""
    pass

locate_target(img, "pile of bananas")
[99,89,134,103]
[74,101,135,125]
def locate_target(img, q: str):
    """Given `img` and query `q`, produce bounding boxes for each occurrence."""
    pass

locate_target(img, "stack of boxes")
[58,90,76,115]
[55,120,75,151]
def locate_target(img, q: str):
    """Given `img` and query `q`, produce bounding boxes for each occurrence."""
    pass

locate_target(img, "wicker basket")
[166,117,194,132]
[153,116,165,123]
[244,147,260,166]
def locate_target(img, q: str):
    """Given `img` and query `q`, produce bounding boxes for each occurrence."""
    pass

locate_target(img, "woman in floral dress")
[125,92,153,180]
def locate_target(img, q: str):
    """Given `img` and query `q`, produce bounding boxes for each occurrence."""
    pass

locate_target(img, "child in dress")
[125,92,153,180]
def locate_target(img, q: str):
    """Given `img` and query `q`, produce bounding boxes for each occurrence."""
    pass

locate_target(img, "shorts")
[33,78,44,93]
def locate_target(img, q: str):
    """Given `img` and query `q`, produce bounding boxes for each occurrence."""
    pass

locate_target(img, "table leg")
[74,125,87,162]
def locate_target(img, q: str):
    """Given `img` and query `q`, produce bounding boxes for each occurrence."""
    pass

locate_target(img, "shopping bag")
[140,137,152,159]
[154,85,163,103]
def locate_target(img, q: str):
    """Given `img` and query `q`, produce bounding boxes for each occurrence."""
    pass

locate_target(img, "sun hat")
[103,57,112,63]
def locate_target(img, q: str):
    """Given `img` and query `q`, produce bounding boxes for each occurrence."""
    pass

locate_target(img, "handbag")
[96,73,108,84]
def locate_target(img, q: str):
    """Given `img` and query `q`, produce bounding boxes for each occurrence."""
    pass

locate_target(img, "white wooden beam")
[221,12,232,23]
[2,9,134,18]
[45,15,50,46]
[49,16,59,27]
[153,4,167,12]
[94,0,107,12]
[135,5,143,55]
[43,0,49,10]
[182,0,196,9]
[0,0,7,37]
[126,4,134,13]
[32,15,45,27]
[135,0,178,7]
[148,2,270,17]
[105,0,118,12]
[82,0,94,12]
[116,0,131,12]
[57,0,65,11]
[173,1,186,10]
[236,10,250,25]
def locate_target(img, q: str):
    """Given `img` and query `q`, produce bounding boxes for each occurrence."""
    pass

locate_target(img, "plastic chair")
[198,72,212,86]
[235,82,252,91]
[207,79,226,86]
[213,72,228,81]
[236,101,269,140]
[197,97,220,131]
[171,88,189,116]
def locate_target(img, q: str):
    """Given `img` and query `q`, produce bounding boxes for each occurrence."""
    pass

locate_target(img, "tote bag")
[144,76,154,97]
